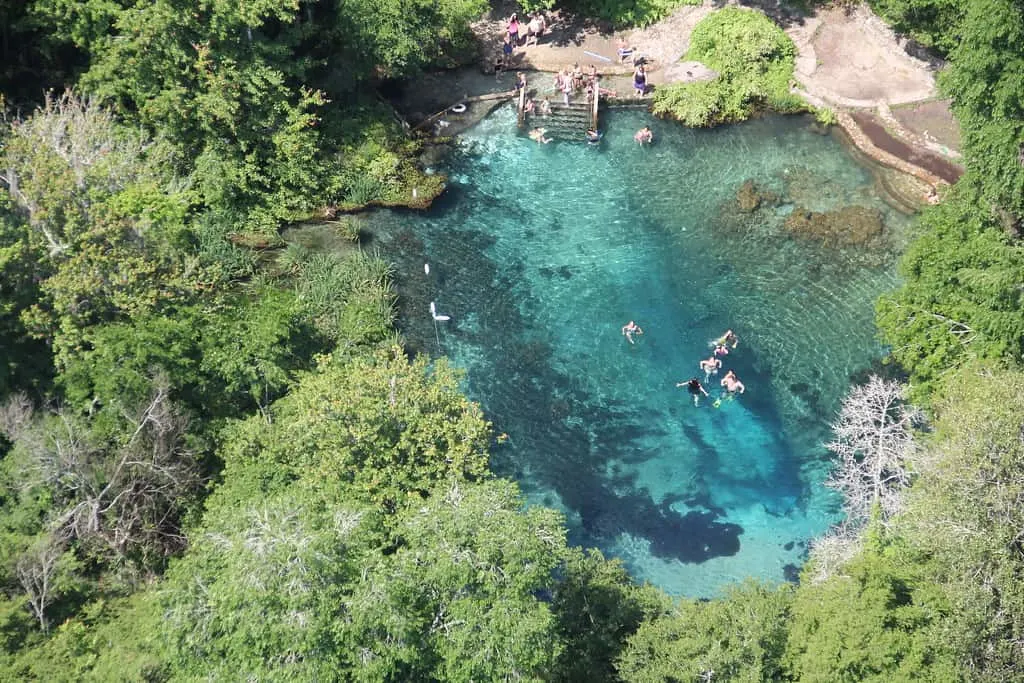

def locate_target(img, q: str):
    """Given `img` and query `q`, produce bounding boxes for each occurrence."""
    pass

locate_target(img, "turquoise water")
[363,106,909,597]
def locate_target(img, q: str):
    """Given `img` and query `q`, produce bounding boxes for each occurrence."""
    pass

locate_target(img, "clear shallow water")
[361,106,909,597]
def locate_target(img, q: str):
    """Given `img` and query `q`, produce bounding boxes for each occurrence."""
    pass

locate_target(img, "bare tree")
[15,534,68,633]
[14,376,200,564]
[807,522,864,585]
[825,375,922,528]
[0,391,35,441]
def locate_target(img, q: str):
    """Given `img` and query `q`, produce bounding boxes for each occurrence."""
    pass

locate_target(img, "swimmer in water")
[678,377,709,406]
[529,127,552,144]
[634,126,653,145]
[585,128,602,144]
[621,320,643,344]
[699,354,722,381]
[714,343,730,358]
[715,329,739,349]
[720,370,745,395]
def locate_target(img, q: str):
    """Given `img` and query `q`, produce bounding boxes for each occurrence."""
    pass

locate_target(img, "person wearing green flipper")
[678,377,708,406]
[715,329,739,349]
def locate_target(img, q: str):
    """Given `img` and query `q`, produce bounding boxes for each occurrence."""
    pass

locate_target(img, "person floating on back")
[720,370,745,395]
[715,329,739,349]
[678,377,709,406]
[529,127,552,144]
[622,320,643,344]
[699,354,722,381]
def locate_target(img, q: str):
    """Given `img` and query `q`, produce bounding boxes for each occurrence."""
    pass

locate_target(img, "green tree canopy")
[876,183,1024,398]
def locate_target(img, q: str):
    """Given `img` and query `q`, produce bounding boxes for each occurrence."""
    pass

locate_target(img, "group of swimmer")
[683,329,744,406]
[621,323,746,407]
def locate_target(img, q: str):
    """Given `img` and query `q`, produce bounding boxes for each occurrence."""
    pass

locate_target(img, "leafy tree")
[0,592,165,682]
[618,581,793,683]
[869,0,966,54]
[876,184,1024,398]
[218,346,492,513]
[784,530,959,682]
[161,496,361,681]
[940,0,1024,224]
[652,8,802,127]
[901,364,1024,681]
[552,548,667,682]
[344,480,567,682]
[0,195,49,397]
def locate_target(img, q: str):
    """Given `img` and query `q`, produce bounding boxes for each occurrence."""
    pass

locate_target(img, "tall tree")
[941,0,1024,225]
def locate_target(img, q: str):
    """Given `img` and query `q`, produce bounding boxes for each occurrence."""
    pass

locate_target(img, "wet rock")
[783,563,801,583]
[736,179,780,213]
[784,205,884,247]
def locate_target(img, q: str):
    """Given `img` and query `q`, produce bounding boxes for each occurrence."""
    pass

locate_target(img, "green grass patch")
[652,7,804,127]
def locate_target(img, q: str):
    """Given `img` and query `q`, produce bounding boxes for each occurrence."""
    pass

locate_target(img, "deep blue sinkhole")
[363,106,909,596]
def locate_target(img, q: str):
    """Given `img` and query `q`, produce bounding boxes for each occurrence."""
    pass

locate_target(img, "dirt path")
[463,1,962,197]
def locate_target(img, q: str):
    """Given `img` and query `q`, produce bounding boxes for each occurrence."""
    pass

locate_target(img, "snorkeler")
[720,370,745,395]
[699,354,722,381]
[715,329,739,349]
[622,320,643,344]
[678,377,709,406]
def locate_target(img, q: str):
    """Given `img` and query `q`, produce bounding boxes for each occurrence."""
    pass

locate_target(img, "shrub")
[652,8,801,127]
[563,0,702,28]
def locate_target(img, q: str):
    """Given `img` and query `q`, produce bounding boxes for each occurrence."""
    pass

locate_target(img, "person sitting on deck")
[617,40,635,62]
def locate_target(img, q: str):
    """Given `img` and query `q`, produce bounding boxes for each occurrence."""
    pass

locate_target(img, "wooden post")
[518,86,527,127]
[591,87,599,131]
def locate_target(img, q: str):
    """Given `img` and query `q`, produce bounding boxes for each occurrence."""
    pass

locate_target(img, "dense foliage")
[869,0,966,54]
[652,8,803,127]
[516,0,700,28]
[2,0,1024,680]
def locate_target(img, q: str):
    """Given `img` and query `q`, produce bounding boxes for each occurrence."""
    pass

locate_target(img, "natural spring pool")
[360,106,911,597]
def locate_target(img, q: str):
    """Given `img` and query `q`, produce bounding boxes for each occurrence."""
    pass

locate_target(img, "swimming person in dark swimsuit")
[678,377,709,406]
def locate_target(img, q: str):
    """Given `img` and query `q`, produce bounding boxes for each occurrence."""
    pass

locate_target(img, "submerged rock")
[783,205,884,247]
[736,179,780,213]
